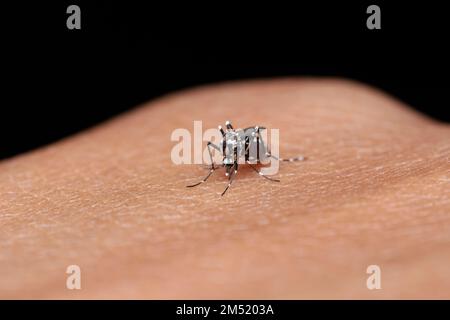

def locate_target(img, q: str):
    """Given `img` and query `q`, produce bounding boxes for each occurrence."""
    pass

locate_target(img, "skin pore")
[0,78,449,299]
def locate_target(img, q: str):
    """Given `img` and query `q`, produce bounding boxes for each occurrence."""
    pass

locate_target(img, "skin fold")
[0,78,449,299]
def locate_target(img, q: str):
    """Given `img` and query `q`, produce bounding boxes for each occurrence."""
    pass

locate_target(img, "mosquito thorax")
[225,130,244,148]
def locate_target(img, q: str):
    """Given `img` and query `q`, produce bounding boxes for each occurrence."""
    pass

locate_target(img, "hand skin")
[0,78,449,299]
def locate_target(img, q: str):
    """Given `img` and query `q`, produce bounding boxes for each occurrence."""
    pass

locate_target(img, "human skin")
[0,78,449,299]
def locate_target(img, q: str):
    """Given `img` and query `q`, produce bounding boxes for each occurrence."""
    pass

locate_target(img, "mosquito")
[187,121,305,196]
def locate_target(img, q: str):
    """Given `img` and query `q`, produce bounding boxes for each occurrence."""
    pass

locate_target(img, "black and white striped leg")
[187,141,220,187]
[221,163,238,196]
[206,141,221,169]
[247,161,280,182]
[187,167,217,187]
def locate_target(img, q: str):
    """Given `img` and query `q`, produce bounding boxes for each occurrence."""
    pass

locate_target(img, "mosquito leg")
[218,125,226,136]
[221,163,238,196]
[187,141,220,187]
[206,141,221,169]
[187,167,217,187]
[247,161,280,182]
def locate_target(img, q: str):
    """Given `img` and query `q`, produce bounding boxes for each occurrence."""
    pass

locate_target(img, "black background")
[1,300,448,318]
[2,1,449,160]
